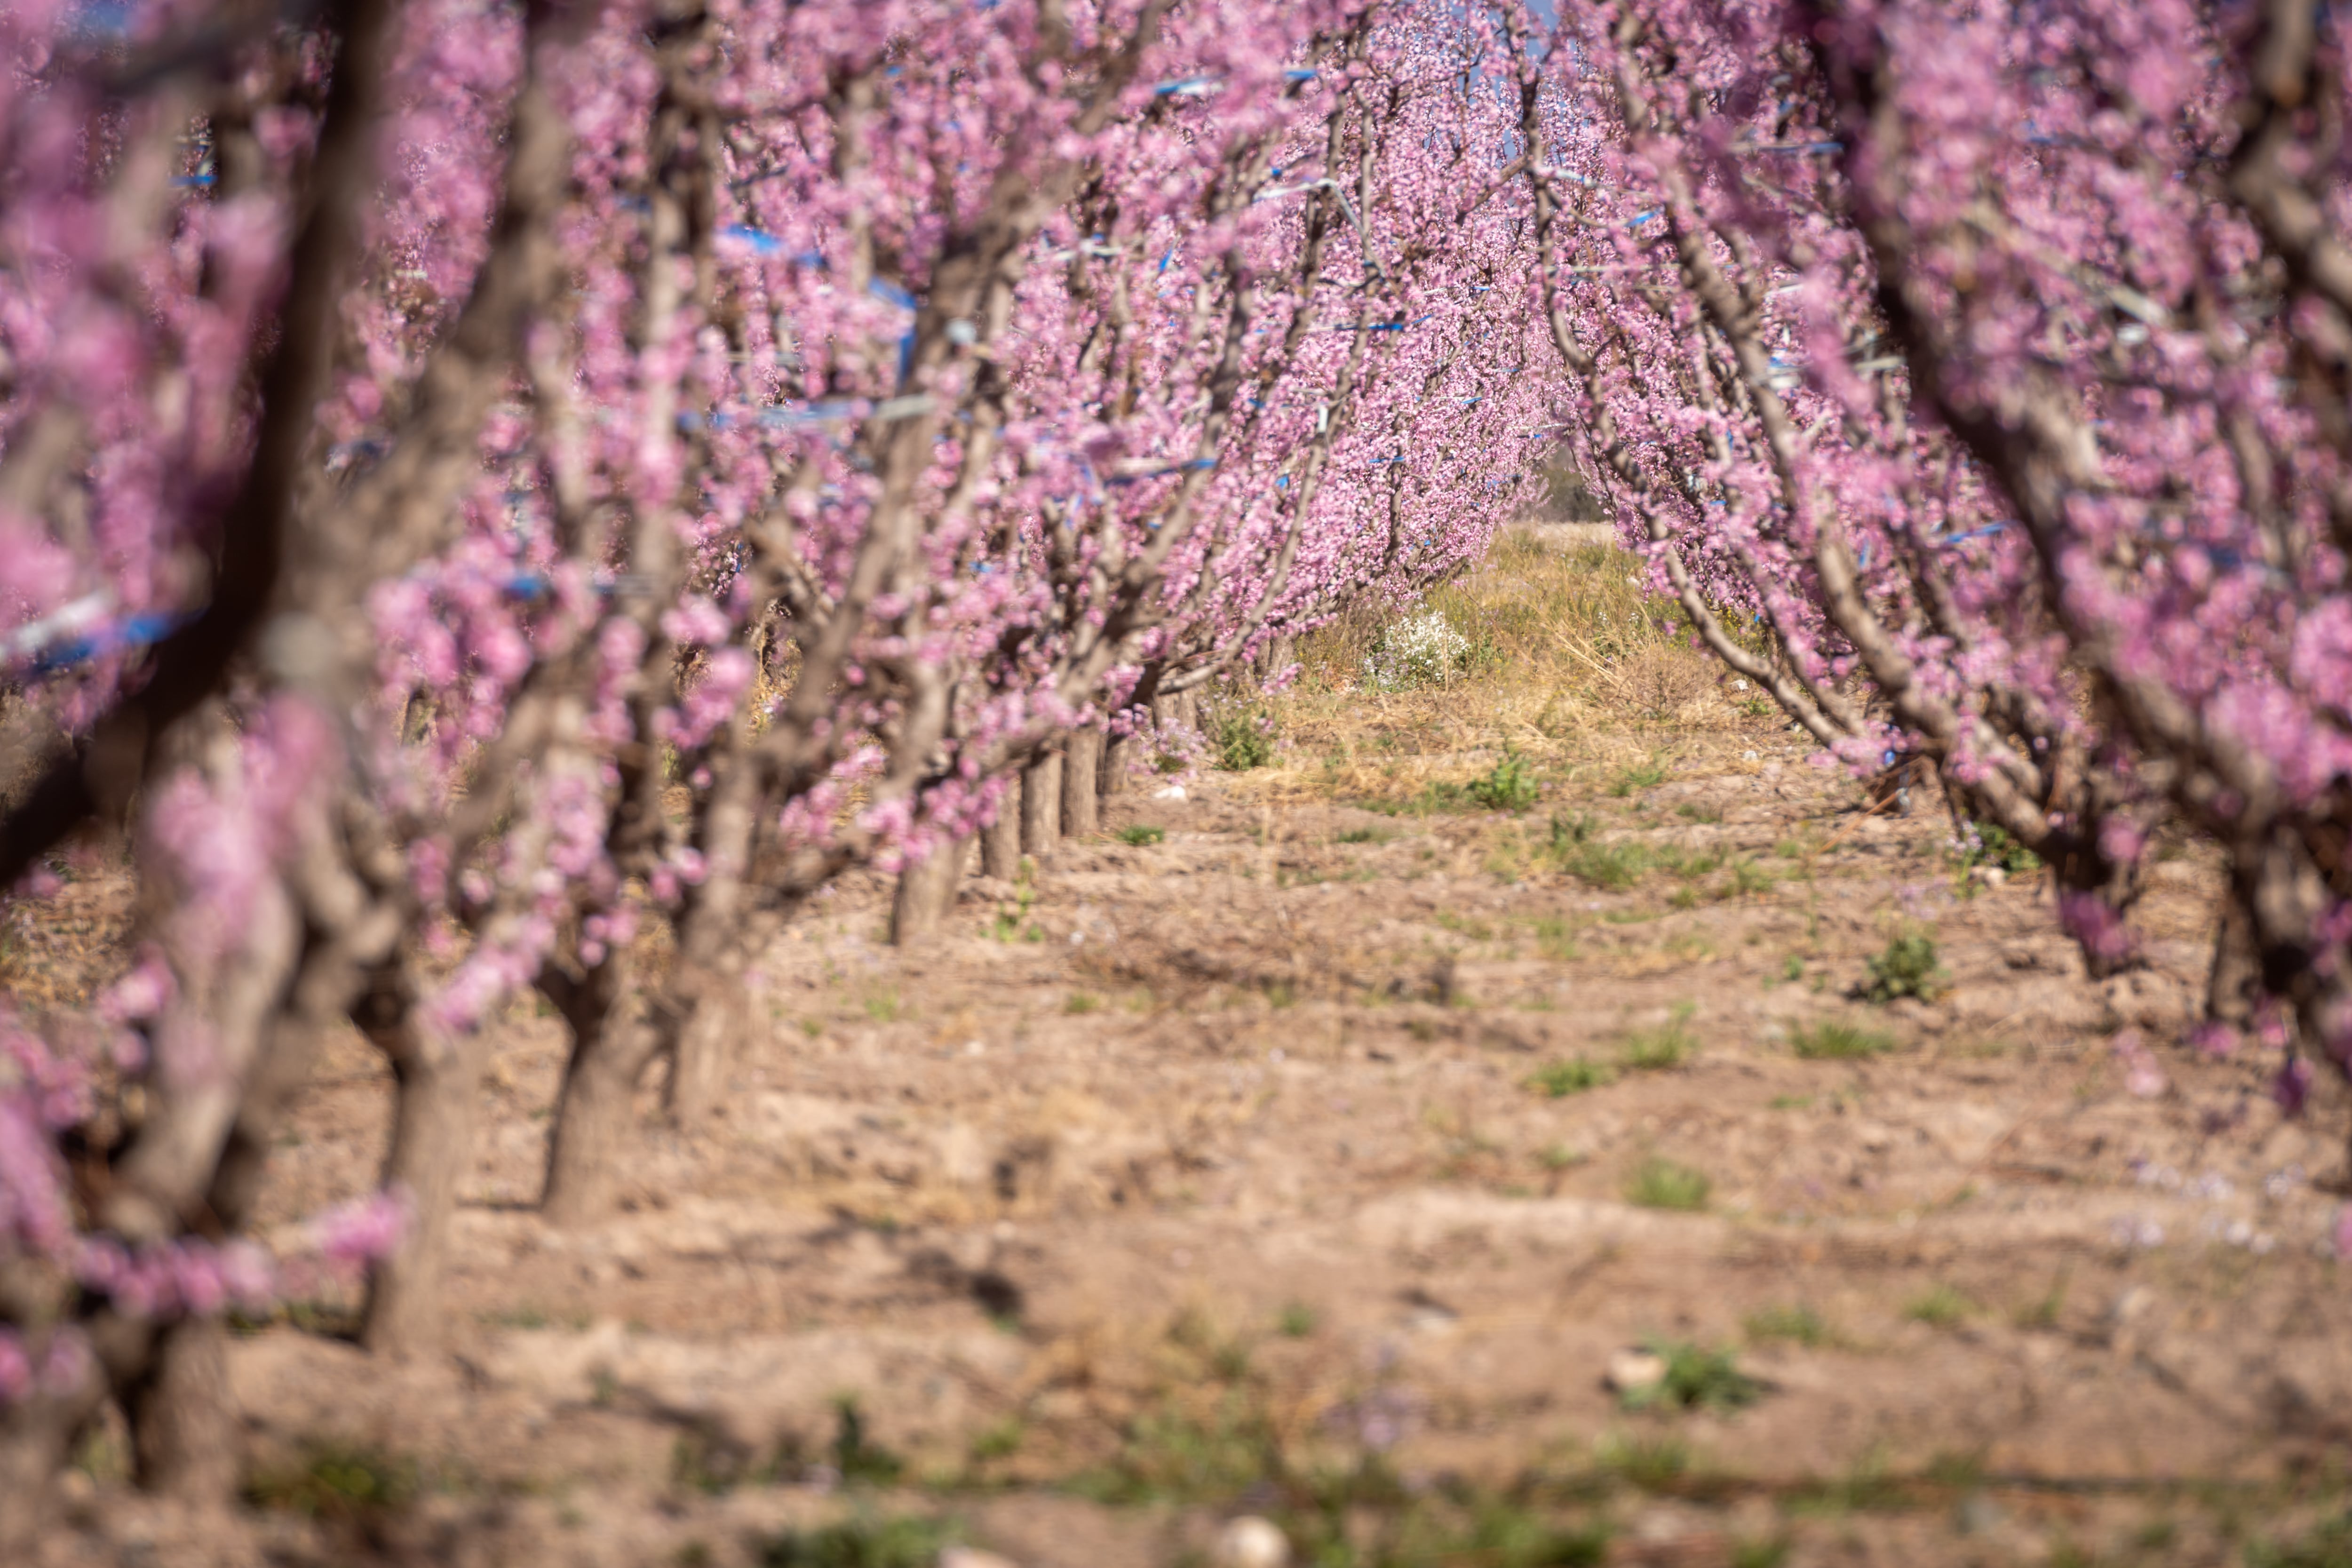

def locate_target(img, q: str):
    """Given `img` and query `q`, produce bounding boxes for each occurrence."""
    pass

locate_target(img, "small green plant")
[243,1442,419,1525]
[1779,954,1804,982]
[1618,1340,1766,1414]
[1863,932,1945,1002]
[1609,757,1670,797]
[1468,748,1542,812]
[1675,801,1723,824]
[1064,991,1101,1015]
[1117,824,1165,846]
[2014,1267,2072,1331]
[1277,1302,1319,1337]
[1790,1020,1899,1059]
[1548,811,1597,849]
[1528,1057,1618,1097]
[1336,825,1389,844]
[2248,1512,2352,1568]
[758,1515,949,1568]
[830,1398,905,1486]
[1210,700,1276,771]
[1531,915,1580,961]
[1624,1156,1711,1211]
[1539,1142,1588,1170]
[862,989,905,1023]
[1726,858,1777,897]
[1557,837,1651,890]
[987,860,1043,942]
[671,1428,761,1496]
[1732,1537,1793,1568]
[1904,1284,1977,1329]
[1956,821,2041,876]
[1619,1005,1696,1071]
[1744,1304,1831,1347]
[969,1417,1026,1463]
[1595,1431,1691,1491]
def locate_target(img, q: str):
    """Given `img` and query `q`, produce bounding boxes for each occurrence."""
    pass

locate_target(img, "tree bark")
[361,1006,488,1355]
[124,1320,236,1501]
[891,833,969,945]
[982,773,1023,879]
[540,958,659,1227]
[1021,750,1061,861]
[1100,731,1130,798]
[2207,894,2261,1026]
[1061,731,1101,839]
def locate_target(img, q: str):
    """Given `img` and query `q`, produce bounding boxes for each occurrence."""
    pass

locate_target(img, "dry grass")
[1249,528,1773,809]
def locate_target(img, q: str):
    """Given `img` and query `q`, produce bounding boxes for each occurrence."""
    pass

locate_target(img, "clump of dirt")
[27,532,2352,1568]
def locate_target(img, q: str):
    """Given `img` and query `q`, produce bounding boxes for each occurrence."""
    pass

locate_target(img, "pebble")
[939,1550,1022,1568]
[1215,1516,1291,1568]
[1605,1346,1668,1393]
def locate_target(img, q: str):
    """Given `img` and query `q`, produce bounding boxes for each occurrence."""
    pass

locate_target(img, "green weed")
[243,1442,419,1525]
[1790,1020,1899,1059]
[1117,824,1166,846]
[1468,748,1542,812]
[2248,1513,2352,1568]
[1610,758,1671,797]
[830,1398,905,1486]
[1955,821,2041,876]
[1549,811,1598,849]
[1528,1058,1617,1098]
[1557,837,1651,890]
[1624,1157,1711,1211]
[1619,1006,1696,1071]
[1744,1304,1831,1347]
[987,860,1043,942]
[1531,915,1580,961]
[1904,1284,1977,1329]
[1210,700,1276,771]
[1863,934,1945,1003]
[1618,1340,1766,1414]
[758,1515,948,1568]
[1595,1431,1691,1491]
[968,1418,1026,1463]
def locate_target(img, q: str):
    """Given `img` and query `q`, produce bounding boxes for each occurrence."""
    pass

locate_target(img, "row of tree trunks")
[891,718,1153,945]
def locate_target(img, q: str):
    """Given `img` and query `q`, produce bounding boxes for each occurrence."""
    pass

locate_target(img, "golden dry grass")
[1245,527,1777,810]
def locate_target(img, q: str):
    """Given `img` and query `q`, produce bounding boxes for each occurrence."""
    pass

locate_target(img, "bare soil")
[21,552,2352,1568]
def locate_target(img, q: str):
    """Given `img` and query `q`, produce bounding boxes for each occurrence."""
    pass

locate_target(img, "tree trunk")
[2207,894,2261,1026]
[663,972,731,1131]
[361,1008,487,1355]
[1100,731,1130,798]
[1061,731,1101,839]
[540,957,659,1227]
[891,833,969,945]
[124,1321,236,1501]
[982,774,1023,879]
[1021,750,1061,861]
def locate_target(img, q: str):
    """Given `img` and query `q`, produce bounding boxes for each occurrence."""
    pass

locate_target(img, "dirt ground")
[19,533,2352,1568]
